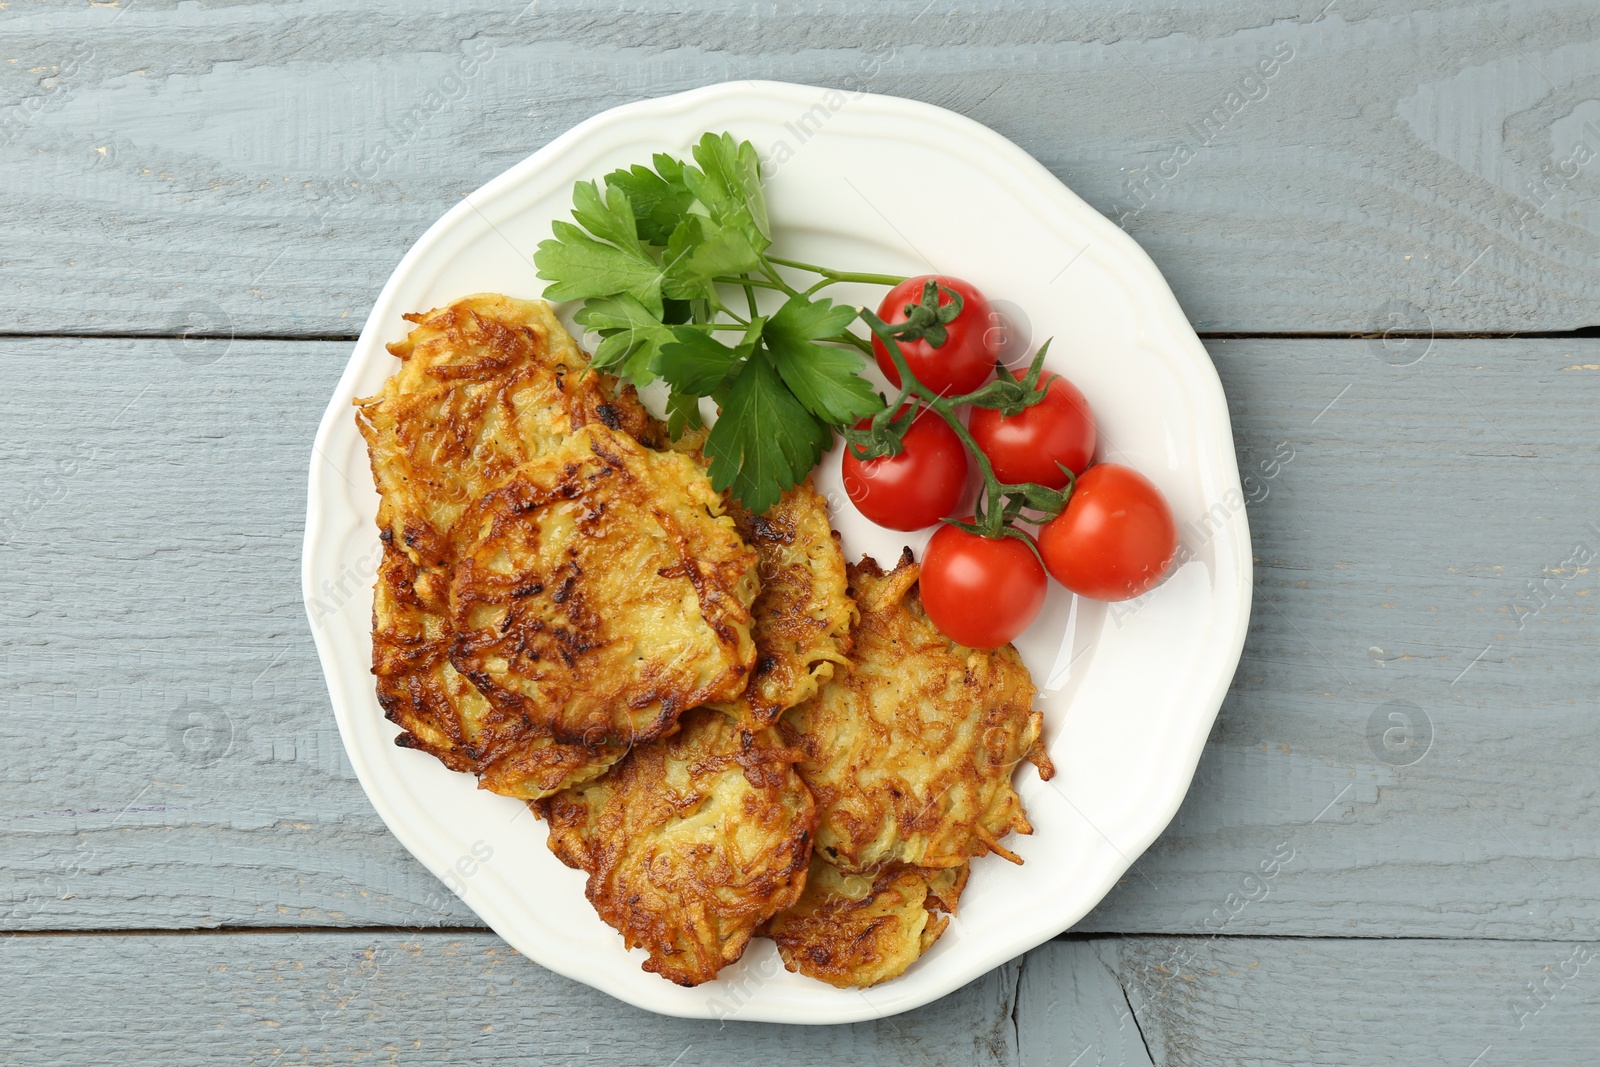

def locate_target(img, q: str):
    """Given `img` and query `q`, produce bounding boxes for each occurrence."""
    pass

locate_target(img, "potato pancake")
[356,293,657,573]
[537,708,816,987]
[371,540,627,797]
[779,551,1055,873]
[716,479,856,728]
[765,859,968,988]
[360,295,654,795]
[449,424,760,748]
[358,289,1057,992]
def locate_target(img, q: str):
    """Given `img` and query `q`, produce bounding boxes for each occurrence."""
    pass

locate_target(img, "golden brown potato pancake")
[449,424,760,748]
[360,295,652,795]
[356,293,657,574]
[537,708,816,987]
[780,550,1055,873]
[370,540,627,797]
[765,859,968,988]
[716,479,856,728]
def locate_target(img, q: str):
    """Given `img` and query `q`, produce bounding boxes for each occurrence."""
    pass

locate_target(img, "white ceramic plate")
[302,80,1251,1024]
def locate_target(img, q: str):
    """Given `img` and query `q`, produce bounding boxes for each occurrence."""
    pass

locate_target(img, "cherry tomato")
[969,371,1096,489]
[1038,464,1177,602]
[872,275,999,396]
[842,413,968,531]
[919,523,1047,649]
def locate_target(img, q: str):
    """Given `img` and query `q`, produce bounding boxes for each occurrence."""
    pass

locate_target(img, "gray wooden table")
[5,1,1599,1063]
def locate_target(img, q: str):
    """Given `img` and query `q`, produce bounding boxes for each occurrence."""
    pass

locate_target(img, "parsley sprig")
[535,132,889,513]
[535,131,1076,533]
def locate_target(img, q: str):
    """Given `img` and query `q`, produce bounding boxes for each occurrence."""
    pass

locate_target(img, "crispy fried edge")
[371,539,475,771]
[371,537,630,798]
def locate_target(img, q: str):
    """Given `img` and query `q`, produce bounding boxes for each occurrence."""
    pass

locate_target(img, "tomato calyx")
[845,309,1077,542]
[883,278,965,350]
[945,469,1075,544]
[840,403,918,462]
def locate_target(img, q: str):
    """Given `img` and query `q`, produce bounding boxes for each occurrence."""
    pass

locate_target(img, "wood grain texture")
[0,337,466,929]
[1090,936,1600,1066]
[2,0,1598,335]
[1017,940,1154,1067]
[0,930,1020,1065]
[7,933,1600,1064]
[4,335,1600,941]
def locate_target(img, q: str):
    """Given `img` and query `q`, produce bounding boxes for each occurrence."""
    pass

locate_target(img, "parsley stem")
[738,273,760,319]
[714,276,788,291]
[759,263,803,298]
[769,256,908,288]
[707,291,748,327]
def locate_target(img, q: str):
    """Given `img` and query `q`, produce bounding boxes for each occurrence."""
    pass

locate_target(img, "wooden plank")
[0,337,476,928]
[5,337,1600,937]
[9,932,1600,1064]
[1081,936,1600,1066]
[3,1,1598,335]
[1017,940,1154,1067]
[0,930,1022,1065]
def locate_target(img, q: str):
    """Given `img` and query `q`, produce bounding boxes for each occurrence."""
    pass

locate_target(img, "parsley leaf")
[658,328,742,395]
[704,350,830,515]
[763,295,884,424]
[683,133,770,251]
[603,154,694,245]
[573,295,674,382]
[661,216,763,301]
[657,317,764,399]
[569,179,645,254]
[665,389,704,437]
[534,218,663,317]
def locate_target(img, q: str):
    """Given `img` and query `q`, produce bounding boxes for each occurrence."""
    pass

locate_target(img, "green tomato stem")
[859,309,1071,540]
[826,330,874,356]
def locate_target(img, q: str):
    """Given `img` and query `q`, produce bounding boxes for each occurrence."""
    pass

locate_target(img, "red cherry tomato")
[969,371,1096,489]
[871,275,999,396]
[919,523,1047,648]
[1038,464,1177,601]
[842,413,968,531]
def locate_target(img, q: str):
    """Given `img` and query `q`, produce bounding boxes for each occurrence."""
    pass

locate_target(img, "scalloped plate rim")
[302,79,1252,1024]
